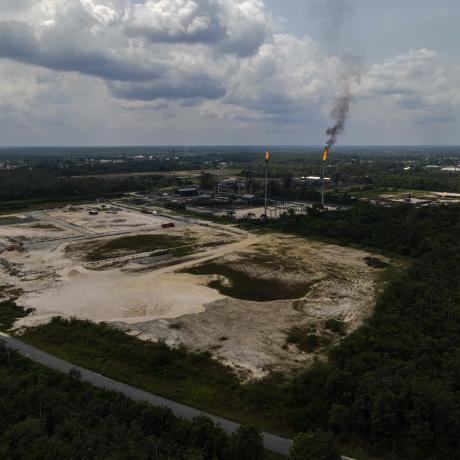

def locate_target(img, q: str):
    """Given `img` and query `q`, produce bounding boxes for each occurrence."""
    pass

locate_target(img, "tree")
[231,425,264,460]
[200,172,216,190]
[290,431,340,460]
[184,447,205,460]
[189,416,228,459]
[283,173,294,188]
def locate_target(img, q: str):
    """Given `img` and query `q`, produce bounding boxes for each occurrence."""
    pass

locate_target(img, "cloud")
[0,0,272,103]
[0,0,458,145]
[0,0,32,13]
[108,75,226,101]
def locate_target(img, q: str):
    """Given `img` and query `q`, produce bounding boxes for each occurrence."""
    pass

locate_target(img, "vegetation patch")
[0,300,32,332]
[19,318,289,434]
[364,256,389,269]
[85,234,195,261]
[0,215,36,226]
[324,319,346,336]
[28,223,60,230]
[286,326,327,353]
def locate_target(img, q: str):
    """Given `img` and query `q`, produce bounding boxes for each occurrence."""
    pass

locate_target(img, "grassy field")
[16,316,384,459]
[70,169,242,180]
[20,318,291,435]
[85,234,196,261]
[0,300,31,332]
[341,186,441,199]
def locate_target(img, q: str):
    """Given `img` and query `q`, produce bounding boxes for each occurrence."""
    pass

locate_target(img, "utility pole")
[321,162,325,207]
[264,146,269,216]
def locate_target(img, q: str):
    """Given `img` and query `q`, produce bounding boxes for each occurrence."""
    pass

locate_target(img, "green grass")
[285,326,329,353]
[86,234,194,261]
[20,317,291,437]
[0,300,31,331]
[18,317,382,459]
[0,215,36,226]
[28,223,59,230]
[324,319,346,336]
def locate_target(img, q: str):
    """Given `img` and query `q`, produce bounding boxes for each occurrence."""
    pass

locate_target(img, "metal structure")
[265,200,310,219]
[264,147,269,216]
[321,146,329,206]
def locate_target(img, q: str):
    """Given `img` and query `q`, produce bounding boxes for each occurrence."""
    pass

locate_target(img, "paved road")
[0,333,293,457]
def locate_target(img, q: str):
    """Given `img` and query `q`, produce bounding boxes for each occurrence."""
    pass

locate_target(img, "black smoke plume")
[326,82,352,147]
[325,53,362,147]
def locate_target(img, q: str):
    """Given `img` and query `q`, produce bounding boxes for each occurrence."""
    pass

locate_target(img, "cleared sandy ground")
[1,215,248,328]
[0,205,391,380]
[0,215,79,245]
[115,235,389,379]
[45,207,167,234]
[18,267,225,324]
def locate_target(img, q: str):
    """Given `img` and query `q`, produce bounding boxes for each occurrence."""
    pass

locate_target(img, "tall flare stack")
[264,146,269,216]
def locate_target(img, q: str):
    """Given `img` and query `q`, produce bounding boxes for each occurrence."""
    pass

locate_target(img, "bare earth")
[0,206,390,380]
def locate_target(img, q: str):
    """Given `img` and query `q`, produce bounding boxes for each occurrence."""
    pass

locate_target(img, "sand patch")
[16,269,224,325]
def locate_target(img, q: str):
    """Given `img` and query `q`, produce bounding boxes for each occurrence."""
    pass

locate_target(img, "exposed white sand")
[16,267,224,325]
[45,208,168,234]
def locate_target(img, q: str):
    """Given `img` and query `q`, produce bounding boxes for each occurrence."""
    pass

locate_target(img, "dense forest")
[259,204,460,459]
[0,169,177,211]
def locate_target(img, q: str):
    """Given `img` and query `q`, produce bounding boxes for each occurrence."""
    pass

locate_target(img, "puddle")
[184,263,312,302]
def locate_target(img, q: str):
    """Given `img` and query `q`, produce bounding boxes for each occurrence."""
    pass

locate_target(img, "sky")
[0,0,459,146]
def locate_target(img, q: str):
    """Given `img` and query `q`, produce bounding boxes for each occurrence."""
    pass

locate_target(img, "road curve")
[0,333,292,457]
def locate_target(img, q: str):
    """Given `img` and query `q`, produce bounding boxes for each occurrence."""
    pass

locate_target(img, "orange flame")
[265,147,270,162]
[322,146,329,162]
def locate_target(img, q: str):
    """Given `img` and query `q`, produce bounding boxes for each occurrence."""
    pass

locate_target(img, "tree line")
[259,204,460,459]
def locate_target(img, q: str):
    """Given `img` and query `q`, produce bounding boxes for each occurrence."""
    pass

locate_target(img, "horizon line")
[0,144,459,149]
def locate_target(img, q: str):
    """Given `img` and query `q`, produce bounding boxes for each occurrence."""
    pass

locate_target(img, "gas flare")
[322,146,329,162]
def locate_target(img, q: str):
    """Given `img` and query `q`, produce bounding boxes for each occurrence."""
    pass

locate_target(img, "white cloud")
[359,49,460,124]
[0,1,458,144]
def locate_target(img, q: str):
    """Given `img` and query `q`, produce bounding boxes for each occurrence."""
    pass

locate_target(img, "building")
[294,176,332,185]
[177,187,198,197]
[441,166,460,173]
[216,178,246,195]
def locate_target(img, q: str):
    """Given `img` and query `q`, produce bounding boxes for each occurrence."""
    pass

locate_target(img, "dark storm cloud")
[0,21,38,60]
[0,20,164,82]
[0,0,270,103]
